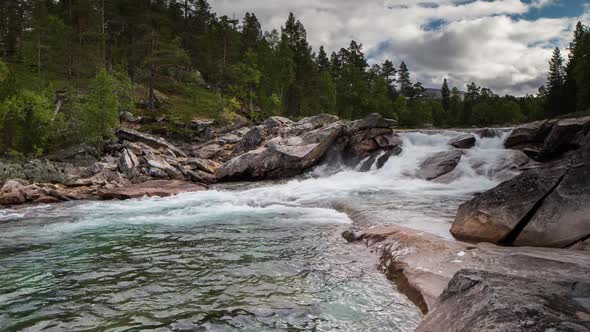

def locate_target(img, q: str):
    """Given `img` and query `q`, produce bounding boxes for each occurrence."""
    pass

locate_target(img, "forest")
[0,0,589,156]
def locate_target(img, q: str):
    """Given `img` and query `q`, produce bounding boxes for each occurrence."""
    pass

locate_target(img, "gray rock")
[217,122,344,181]
[416,270,590,332]
[417,150,463,181]
[504,119,557,150]
[118,149,139,174]
[451,161,570,244]
[449,134,476,149]
[182,158,221,174]
[116,128,187,157]
[515,141,590,247]
[187,169,216,184]
[350,113,397,132]
[478,128,502,138]
[541,116,590,159]
[148,167,169,179]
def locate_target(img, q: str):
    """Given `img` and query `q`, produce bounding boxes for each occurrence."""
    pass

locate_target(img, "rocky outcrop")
[450,161,570,245]
[449,134,476,149]
[116,128,187,157]
[98,180,207,200]
[217,122,345,181]
[514,140,590,247]
[416,150,463,180]
[347,223,590,315]
[478,128,502,138]
[504,119,557,150]
[417,270,590,332]
[452,134,590,248]
[504,116,590,160]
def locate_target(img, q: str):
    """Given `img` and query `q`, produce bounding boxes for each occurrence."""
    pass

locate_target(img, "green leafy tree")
[76,69,121,155]
[230,49,262,118]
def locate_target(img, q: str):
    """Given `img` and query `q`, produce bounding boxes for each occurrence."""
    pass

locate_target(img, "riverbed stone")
[416,150,463,180]
[98,180,207,200]
[448,134,476,149]
[116,128,187,157]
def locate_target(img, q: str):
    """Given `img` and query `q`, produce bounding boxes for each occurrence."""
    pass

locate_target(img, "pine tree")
[398,61,412,97]
[546,47,566,116]
[441,78,450,111]
[316,46,330,72]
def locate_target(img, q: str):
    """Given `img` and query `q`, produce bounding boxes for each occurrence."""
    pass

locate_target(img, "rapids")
[0,130,516,331]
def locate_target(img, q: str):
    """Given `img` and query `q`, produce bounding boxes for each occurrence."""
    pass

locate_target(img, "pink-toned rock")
[98,180,207,200]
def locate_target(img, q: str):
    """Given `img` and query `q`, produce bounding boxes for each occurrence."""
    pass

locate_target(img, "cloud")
[210,0,587,95]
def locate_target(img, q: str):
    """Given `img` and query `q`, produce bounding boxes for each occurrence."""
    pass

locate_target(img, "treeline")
[543,22,590,118]
[0,1,587,156]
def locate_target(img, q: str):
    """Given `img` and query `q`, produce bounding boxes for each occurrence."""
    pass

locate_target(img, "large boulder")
[232,116,293,155]
[514,142,590,247]
[99,180,207,200]
[450,161,570,245]
[540,116,590,159]
[350,113,397,132]
[478,128,502,138]
[416,150,463,181]
[116,128,187,157]
[217,122,344,181]
[144,153,184,180]
[448,134,476,149]
[416,270,590,332]
[504,119,557,150]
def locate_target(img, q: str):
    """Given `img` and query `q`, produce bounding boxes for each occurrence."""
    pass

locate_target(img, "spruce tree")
[398,61,412,97]
[441,78,450,111]
[546,47,566,116]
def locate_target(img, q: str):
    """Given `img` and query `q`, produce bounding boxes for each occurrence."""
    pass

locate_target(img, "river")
[0,130,516,331]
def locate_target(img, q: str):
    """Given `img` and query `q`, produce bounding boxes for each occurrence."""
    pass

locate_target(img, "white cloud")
[210,0,587,95]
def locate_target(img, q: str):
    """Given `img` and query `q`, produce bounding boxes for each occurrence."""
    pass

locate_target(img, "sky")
[210,0,590,96]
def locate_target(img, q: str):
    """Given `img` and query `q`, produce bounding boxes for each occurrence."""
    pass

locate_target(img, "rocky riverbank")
[2,114,590,331]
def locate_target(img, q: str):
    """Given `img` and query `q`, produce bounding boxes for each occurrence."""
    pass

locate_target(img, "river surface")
[0,131,515,331]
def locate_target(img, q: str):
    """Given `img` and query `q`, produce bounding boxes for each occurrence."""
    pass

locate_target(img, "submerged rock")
[448,134,476,149]
[416,150,463,181]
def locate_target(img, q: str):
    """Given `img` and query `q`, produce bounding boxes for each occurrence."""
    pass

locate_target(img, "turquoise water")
[0,195,421,332]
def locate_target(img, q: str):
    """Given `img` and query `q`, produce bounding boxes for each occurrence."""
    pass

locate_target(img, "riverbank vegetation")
[0,1,589,156]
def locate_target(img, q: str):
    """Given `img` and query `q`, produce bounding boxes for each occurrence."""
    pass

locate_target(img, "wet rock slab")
[98,180,207,200]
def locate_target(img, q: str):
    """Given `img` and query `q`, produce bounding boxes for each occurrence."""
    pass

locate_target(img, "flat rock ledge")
[98,180,207,200]
[344,225,590,330]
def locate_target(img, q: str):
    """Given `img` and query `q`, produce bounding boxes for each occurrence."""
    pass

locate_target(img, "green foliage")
[74,70,121,152]
[0,89,55,154]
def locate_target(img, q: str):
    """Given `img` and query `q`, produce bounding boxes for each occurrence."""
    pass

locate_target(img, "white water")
[0,130,515,240]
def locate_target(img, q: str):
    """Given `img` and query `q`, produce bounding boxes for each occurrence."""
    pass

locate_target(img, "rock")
[116,128,187,157]
[448,134,476,149]
[570,238,590,251]
[540,116,590,159]
[217,122,344,181]
[182,158,221,174]
[187,169,216,184]
[478,128,502,138]
[504,119,557,150]
[195,142,228,160]
[148,167,169,179]
[514,142,590,248]
[0,180,28,205]
[450,161,570,244]
[144,153,184,180]
[357,222,590,314]
[123,141,155,156]
[284,114,339,136]
[416,270,590,332]
[118,149,139,174]
[342,230,358,243]
[374,133,402,149]
[99,180,207,200]
[120,111,140,123]
[350,113,397,132]
[417,150,463,180]
[377,146,402,169]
